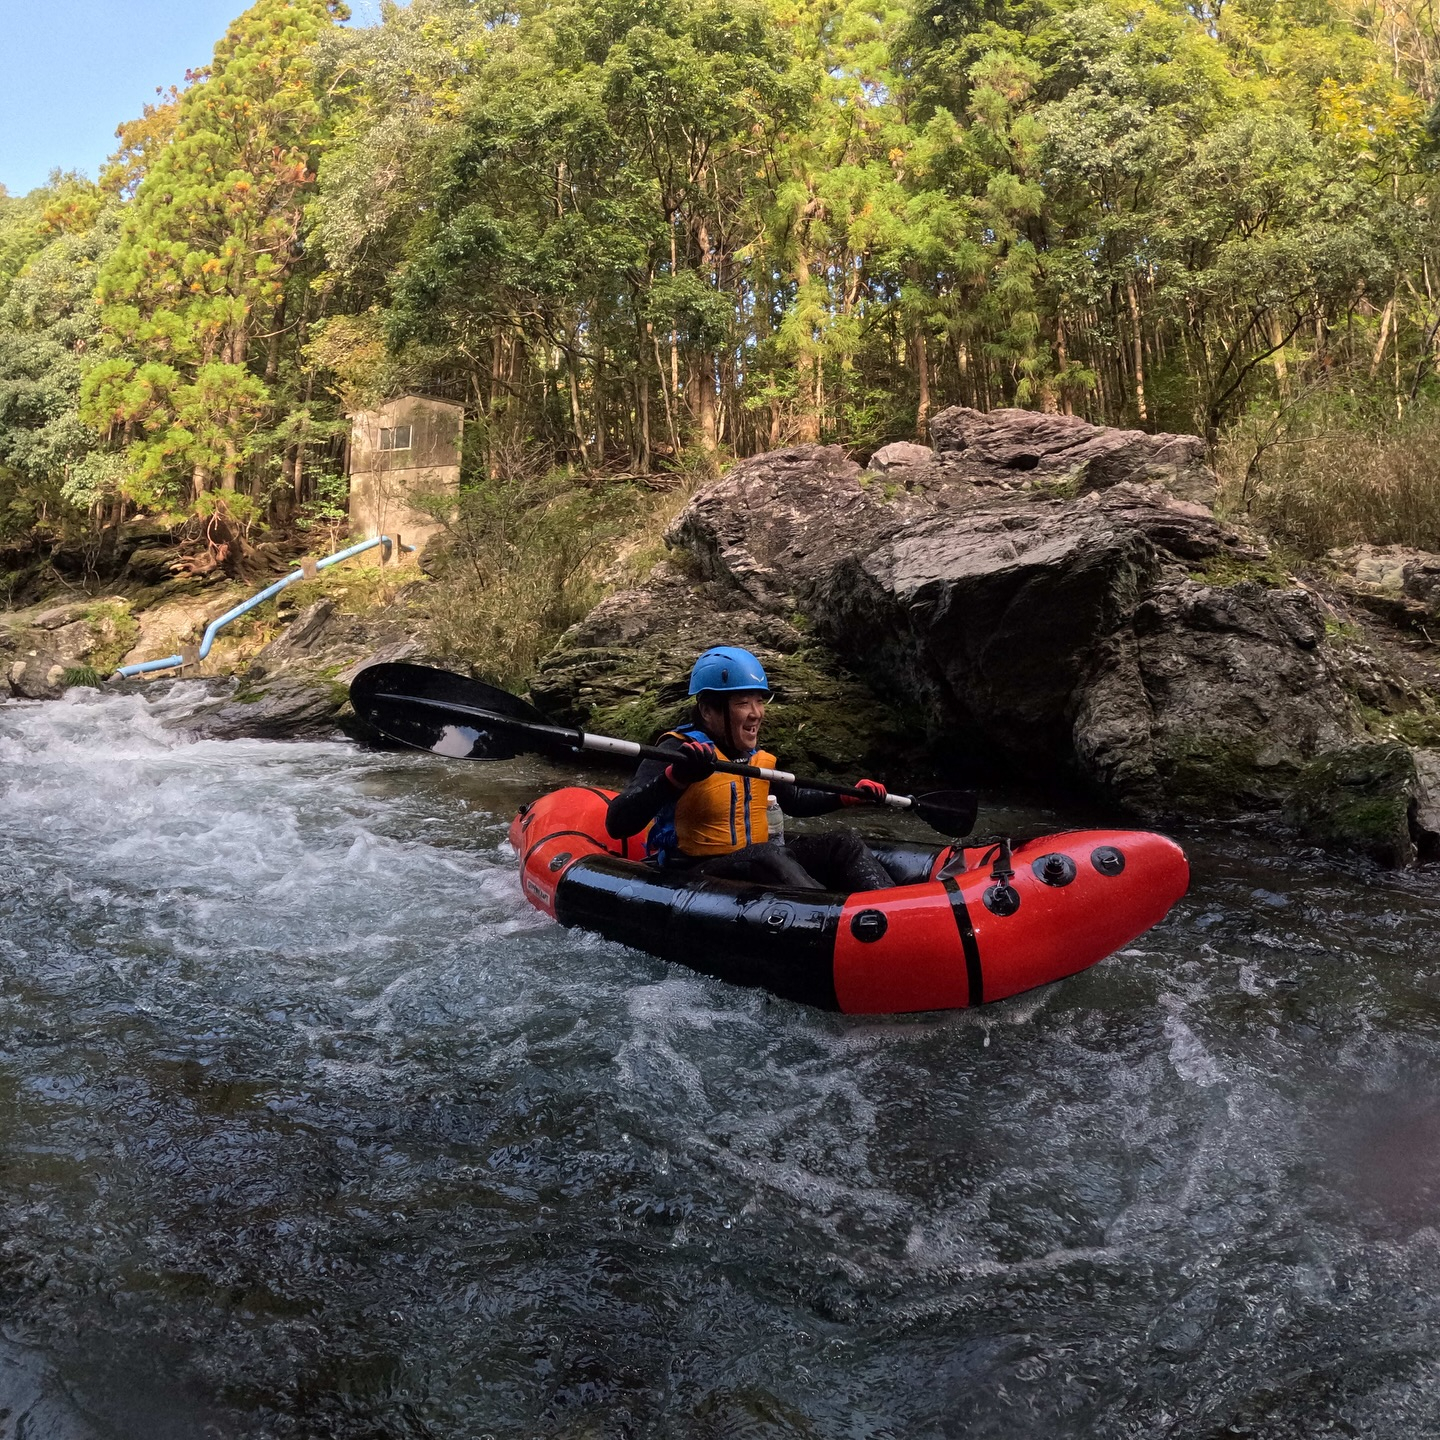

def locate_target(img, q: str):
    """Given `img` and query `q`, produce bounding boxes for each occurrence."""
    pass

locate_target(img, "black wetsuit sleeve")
[605,737,686,838]
[773,779,843,818]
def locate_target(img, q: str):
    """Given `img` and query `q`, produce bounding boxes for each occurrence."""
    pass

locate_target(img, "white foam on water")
[6,690,1440,1435]
[0,689,550,1050]
[1161,1010,1226,1088]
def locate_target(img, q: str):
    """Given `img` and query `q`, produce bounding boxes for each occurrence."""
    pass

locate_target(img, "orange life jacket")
[646,725,776,860]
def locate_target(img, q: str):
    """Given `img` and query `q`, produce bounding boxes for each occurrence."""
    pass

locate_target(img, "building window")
[378,424,413,452]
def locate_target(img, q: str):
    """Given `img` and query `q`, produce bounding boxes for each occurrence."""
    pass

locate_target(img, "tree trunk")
[593,342,606,466]
[915,325,931,440]
[653,334,680,457]
[689,354,718,452]
[793,246,820,443]
[567,334,589,467]
[669,217,681,413]
[1370,296,1395,379]
[1055,312,1073,415]
[264,294,286,384]
[1126,278,1149,424]
[220,438,238,493]
[637,370,651,473]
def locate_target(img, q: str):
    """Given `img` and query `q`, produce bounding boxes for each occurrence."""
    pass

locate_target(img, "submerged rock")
[167,674,354,742]
[1283,743,1439,866]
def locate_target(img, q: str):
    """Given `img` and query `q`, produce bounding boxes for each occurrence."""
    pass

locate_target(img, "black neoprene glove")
[666,739,718,787]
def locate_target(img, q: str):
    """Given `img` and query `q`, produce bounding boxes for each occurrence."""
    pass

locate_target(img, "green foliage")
[60,665,107,689]
[274,561,405,615]
[1186,552,1296,589]
[80,0,348,508]
[0,183,117,538]
[1357,701,1440,748]
[417,470,645,687]
[1220,389,1440,555]
[4,0,1440,588]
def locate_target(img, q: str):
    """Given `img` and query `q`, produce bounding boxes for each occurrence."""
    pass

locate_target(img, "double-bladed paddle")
[349,662,979,838]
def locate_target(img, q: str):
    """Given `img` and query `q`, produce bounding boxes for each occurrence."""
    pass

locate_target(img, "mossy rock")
[80,599,140,674]
[1283,743,1419,865]
[1356,701,1440,750]
[1153,731,1420,862]
[1152,731,1285,816]
[1186,552,1294,590]
[530,574,930,779]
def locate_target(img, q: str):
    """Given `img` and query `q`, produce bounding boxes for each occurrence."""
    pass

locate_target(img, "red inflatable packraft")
[509,786,1189,1014]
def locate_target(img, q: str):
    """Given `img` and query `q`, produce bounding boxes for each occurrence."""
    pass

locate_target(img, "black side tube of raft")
[866,840,946,887]
[554,855,845,1010]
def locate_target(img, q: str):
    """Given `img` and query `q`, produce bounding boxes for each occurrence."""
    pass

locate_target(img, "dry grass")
[415,474,663,688]
[1219,400,1440,557]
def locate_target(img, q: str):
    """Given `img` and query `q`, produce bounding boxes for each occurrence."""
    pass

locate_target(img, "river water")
[0,686,1438,1438]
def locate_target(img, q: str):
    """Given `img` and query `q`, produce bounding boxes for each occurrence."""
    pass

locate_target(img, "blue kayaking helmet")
[688,646,771,698]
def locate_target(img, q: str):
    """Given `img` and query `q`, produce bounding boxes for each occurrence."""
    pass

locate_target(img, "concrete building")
[347,395,463,558]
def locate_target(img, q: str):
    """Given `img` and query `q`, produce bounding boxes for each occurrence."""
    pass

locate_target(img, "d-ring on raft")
[510,786,1189,1014]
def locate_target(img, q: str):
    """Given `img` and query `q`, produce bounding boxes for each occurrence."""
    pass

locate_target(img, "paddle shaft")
[392,693,923,811]
[586,732,919,810]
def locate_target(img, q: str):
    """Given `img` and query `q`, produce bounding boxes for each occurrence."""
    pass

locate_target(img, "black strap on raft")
[939,877,985,1005]
[965,834,1021,917]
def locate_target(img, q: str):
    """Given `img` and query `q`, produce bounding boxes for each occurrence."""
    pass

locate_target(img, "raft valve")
[1091,846,1126,876]
[983,837,1021,916]
[1035,853,1077,886]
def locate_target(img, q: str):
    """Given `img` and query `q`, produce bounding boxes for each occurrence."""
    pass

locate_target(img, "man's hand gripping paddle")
[349,662,980,839]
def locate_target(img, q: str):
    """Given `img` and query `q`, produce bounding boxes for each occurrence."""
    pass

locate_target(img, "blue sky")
[0,0,385,198]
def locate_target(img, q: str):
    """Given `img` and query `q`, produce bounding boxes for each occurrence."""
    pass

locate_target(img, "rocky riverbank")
[5,406,1439,863]
[537,408,1440,865]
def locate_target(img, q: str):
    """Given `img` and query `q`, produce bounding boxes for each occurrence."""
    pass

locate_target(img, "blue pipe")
[114,534,412,679]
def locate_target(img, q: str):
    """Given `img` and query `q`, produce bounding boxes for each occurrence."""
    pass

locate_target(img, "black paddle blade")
[350,663,549,760]
[911,790,980,838]
[351,662,548,723]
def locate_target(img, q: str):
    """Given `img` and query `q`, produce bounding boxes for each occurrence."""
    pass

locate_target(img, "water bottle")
[767,794,784,845]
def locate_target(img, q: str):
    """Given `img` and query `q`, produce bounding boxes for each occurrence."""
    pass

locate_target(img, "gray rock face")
[670,444,877,611]
[867,441,934,472]
[808,488,1350,817]
[1414,749,1440,839]
[669,420,1232,617]
[157,599,425,742]
[1327,543,1440,629]
[0,598,136,699]
[164,674,350,742]
[555,410,1433,860]
[1078,578,1348,813]
[928,407,1218,506]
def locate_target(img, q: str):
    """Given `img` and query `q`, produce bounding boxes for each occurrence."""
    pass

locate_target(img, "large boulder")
[543,408,1438,862]
[531,567,928,777]
[927,407,1218,506]
[813,490,1351,817]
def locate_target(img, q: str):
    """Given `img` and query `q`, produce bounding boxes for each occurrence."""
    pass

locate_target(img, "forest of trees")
[2,0,1439,549]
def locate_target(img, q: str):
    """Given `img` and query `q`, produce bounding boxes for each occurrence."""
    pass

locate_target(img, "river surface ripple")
[1,686,1438,1438]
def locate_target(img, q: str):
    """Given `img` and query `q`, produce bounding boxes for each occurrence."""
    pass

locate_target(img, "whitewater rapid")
[1,685,1438,1437]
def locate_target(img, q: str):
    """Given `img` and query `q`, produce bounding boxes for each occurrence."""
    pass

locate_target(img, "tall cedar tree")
[82,0,347,509]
